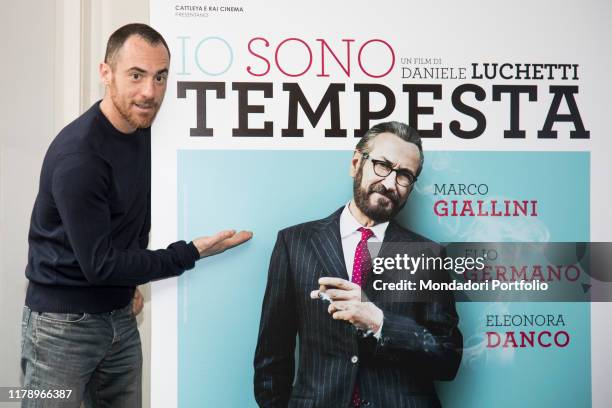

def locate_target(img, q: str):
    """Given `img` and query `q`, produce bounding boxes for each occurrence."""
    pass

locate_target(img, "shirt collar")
[339,202,389,241]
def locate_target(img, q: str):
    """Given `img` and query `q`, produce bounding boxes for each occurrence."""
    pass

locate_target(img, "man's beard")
[110,83,158,130]
[353,165,406,223]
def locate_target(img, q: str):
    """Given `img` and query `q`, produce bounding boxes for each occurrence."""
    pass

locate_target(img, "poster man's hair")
[356,121,424,176]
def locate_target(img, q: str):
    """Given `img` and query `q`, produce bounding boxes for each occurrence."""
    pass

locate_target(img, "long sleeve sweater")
[25,101,200,313]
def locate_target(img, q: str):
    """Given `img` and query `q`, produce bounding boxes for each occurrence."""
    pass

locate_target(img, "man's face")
[350,132,421,223]
[102,35,169,130]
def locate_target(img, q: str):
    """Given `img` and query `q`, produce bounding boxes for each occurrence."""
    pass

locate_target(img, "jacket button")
[351,355,359,364]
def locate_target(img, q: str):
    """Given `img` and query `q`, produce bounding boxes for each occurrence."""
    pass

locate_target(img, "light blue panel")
[177,150,590,408]
[177,150,355,408]
[399,151,590,408]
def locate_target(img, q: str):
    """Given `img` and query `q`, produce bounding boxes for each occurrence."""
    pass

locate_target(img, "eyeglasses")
[362,152,417,187]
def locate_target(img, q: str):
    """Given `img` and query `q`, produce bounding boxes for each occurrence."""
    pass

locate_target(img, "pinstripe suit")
[254,207,462,408]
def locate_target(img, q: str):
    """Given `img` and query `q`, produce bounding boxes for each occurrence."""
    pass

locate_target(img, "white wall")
[0,1,151,407]
[0,0,58,398]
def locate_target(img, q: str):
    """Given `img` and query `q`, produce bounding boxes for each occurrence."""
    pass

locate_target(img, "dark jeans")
[21,302,142,408]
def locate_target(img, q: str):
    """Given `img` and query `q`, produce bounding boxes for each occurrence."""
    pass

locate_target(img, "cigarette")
[319,291,332,303]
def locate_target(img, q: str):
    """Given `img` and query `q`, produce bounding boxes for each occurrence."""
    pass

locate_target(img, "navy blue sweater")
[25,101,200,313]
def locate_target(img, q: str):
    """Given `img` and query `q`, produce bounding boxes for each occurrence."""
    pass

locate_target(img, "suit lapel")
[383,220,407,243]
[376,220,409,260]
[310,207,349,280]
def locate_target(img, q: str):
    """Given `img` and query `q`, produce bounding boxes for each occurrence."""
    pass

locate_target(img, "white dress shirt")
[340,203,388,278]
[339,203,388,337]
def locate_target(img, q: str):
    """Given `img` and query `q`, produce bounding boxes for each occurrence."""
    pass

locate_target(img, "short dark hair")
[104,23,171,65]
[355,121,424,176]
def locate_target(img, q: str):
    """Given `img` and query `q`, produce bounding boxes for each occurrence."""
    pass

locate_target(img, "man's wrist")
[374,310,384,338]
[188,241,201,260]
[369,306,384,339]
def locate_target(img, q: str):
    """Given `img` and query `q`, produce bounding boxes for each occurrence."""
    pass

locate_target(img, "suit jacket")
[254,207,462,408]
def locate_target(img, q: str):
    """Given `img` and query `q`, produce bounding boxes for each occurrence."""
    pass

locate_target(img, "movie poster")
[150,1,611,407]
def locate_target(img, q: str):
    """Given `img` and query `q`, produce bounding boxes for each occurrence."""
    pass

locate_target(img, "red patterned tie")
[351,227,374,407]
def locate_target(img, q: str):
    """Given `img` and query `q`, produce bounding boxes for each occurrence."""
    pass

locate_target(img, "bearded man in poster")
[254,122,462,408]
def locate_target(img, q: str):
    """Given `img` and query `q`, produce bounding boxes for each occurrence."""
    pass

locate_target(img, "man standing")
[254,122,462,408]
[22,23,251,407]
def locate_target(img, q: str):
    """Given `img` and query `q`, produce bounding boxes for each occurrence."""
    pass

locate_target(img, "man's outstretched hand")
[192,230,253,258]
